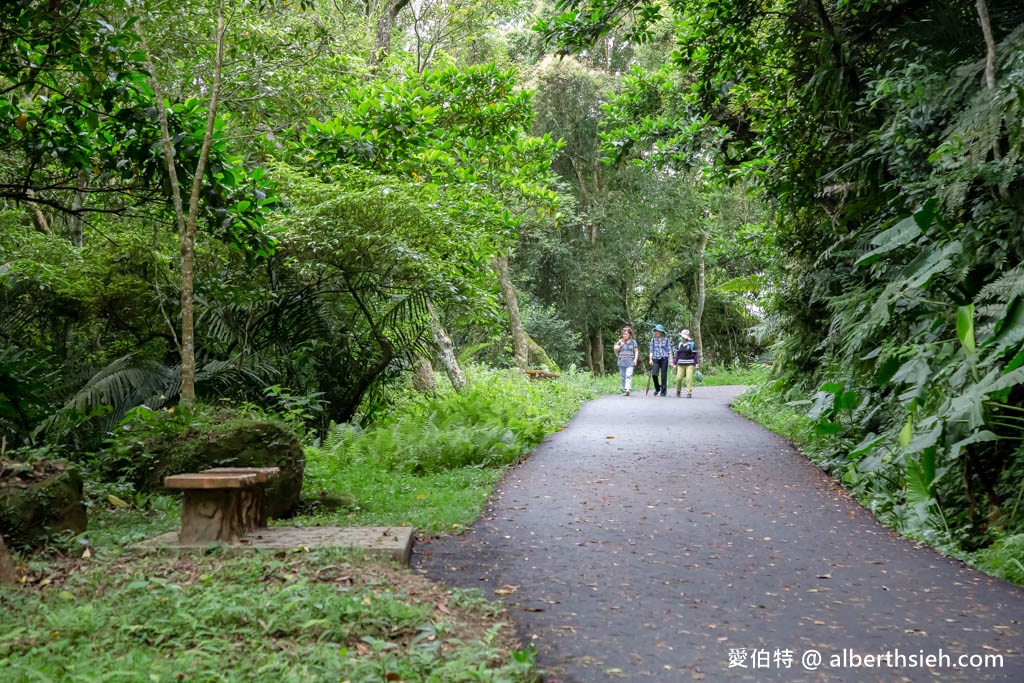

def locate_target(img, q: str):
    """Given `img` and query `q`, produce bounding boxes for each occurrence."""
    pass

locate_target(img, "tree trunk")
[145,3,227,406]
[0,534,15,585]
[976,0,997,90]
[24,189,51,236]
[526,331,558,372]
[426,299,466,392]
[68,171,87,247]
[411,354,437,392]
[369,0,411,72]
[975,0,1006,194]
[590,329,605,376]
[494,256,529,371]
[582,325,593,373]
[693,231,709,363]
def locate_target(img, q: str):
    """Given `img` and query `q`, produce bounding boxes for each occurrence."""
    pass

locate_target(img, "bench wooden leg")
[179,489,245,544]
[237,486,267,535]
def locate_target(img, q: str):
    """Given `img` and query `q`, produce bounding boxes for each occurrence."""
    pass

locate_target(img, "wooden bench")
[164,467,280,545]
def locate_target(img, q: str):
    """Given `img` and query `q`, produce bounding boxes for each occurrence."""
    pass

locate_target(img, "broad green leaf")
[898,416,913,447]
[985,297,1024,357]
[906,419,941,453]
[903,241,959,289]
[815,421,842,435]
[904,454,934,510]
[848,432,884,458]
[948,430,998,456]
[855,216,920,266]
[889,357,930,388]
[912,197,940,231]
[836,389,859,412]
[956,304,975,355]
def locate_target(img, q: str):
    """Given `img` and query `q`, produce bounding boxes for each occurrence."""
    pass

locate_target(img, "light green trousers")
[675,364,695,394]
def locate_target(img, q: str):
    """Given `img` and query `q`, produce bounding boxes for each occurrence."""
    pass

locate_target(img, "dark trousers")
[651,357,669,395]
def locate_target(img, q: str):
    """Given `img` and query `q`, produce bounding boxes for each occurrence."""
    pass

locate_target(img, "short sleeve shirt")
[616,339,637,366]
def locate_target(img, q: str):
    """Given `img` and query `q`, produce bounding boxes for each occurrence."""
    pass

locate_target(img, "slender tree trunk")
[145,3,227,406]
[0,534,14,585]
[582,325,593,373]
[975,0,1006,190]
[693,231,709,363]
[426,299,466,392]
[411,354,437,392]
[24,189,51,236]
[68,171,87,247]
[494,256,529,371]
[976,0,997,90]
[369,0,411,72]
[590,329,605,376]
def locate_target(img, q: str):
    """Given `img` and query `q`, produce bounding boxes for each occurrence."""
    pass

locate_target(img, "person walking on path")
[672,328,700,398]
[613,326,639,396]
[648,324,672,397]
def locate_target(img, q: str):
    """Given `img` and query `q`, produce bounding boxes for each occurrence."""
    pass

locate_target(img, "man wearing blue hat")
[648,324,672,397]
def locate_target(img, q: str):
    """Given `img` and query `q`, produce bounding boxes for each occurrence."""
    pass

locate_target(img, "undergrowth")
[300,366,605,532]
[0,550,536,682]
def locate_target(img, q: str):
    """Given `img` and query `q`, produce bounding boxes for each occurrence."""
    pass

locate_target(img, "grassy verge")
[299,366,606,533]
[0,549,534,682]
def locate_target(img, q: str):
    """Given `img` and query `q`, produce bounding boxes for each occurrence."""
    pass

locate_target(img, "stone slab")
[133,526,414,565]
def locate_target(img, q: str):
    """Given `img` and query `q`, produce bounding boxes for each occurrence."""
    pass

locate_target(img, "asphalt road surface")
[414,386,1023,682]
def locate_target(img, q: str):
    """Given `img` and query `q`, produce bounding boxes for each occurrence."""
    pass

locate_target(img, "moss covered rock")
[0,460,87,549]
[189,422,305,519]
[103,410,305,518]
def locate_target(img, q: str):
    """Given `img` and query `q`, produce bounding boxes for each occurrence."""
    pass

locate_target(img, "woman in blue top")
[672,329,700,398]
[649,324,673,397]
[613,326,639,396]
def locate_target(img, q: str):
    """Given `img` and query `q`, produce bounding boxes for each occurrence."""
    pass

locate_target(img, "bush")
[969,534,1024,585]
[324,367,598,474]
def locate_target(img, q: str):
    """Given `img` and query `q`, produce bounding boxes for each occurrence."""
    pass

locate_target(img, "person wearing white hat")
[672,329,700,398]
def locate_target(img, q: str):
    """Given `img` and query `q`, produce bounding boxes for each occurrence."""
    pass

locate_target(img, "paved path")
[414,387,1024,682]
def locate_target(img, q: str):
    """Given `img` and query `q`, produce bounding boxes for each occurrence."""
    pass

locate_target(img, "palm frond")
[64,353,174,415]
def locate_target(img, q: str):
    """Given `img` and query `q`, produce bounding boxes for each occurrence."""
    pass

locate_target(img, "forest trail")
[415,386,1024,682]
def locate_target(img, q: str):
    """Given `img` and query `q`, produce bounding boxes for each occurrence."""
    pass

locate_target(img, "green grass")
[0,550,535,682]
[295,459,505,533]
[700,363,771,386]
[297,366,605,533]
[731,382,817,445]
